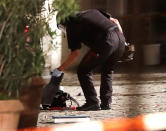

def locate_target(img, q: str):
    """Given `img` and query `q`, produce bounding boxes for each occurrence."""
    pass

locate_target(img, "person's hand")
[110,17,119,24]
[110,17,123,33]
[52,68,63,77]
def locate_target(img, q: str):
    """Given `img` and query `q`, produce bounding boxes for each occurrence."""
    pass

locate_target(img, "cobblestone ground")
[38,71,166,127]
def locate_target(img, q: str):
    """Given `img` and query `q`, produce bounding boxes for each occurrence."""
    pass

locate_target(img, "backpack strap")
[68,95,80,107]
[56,90,80,107]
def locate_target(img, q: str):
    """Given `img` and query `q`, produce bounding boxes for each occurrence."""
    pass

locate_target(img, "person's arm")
[57,49,79,71]
[110,17,123,34]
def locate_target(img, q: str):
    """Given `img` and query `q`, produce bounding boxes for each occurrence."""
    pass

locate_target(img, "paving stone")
[38,71,166,127]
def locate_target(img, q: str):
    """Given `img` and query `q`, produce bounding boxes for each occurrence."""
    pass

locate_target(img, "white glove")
[52,68,63,77]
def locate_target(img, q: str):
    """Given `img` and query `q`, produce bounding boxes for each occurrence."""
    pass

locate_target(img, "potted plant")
[0,0,47,130]
[0,0,79,130]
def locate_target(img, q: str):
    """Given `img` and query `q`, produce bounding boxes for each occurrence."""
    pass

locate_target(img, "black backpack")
[50,90,79,108]
[41,73,79,110]
[118,43,135,63]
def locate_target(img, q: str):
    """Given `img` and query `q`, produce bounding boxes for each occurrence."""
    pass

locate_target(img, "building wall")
[42,0,62,71]
[43,0,166,71]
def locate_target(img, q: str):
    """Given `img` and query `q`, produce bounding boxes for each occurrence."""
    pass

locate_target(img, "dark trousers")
[77,30,125,105]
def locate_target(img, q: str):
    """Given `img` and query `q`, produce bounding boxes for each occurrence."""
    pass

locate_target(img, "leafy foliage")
[53,0,80,24]
[0,0,79,98]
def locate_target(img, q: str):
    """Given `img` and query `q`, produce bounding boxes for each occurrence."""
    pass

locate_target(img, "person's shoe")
[100,103,111,110]
[77,103,100,111]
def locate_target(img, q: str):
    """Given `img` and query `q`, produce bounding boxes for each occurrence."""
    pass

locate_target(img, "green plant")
[0,0,79,99]
[53,0,79,23]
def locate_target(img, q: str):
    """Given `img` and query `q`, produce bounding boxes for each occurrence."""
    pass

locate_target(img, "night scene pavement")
[38,66,166,127]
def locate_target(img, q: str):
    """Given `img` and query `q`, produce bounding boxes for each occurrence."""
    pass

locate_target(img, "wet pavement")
[38,66,166,127]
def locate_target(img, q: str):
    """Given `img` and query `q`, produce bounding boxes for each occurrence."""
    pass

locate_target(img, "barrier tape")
[14,112,166,131]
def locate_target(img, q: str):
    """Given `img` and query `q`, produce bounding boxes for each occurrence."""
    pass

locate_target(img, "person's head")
[56,11,78,33]
[57,23,66,34]
[56,11,67,33]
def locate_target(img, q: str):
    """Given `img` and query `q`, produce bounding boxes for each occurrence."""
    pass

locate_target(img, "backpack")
[50,90,79,108]
[41,73,79,110]
[118,42,135,63]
